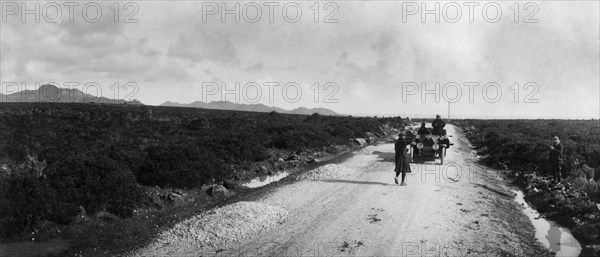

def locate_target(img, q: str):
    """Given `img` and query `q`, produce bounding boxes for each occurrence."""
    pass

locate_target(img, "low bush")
[135,143,224,188]
[45,154,144,218]
[0,154,144,238]
[0,167,56,237]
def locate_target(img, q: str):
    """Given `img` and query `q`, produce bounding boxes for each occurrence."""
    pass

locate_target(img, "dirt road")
[134,125,553,257]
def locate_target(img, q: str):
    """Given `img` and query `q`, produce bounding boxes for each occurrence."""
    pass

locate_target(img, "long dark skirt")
[395,153,412,176]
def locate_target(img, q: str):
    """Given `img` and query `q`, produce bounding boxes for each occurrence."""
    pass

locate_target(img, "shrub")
[0,153,144,237]
[45,154,144,219]
[0,167,56,237]
[272,130,330,150]
[187,115,210,130]
[135,144,224,188]
[209,134,271,162]
[332,126,355,139]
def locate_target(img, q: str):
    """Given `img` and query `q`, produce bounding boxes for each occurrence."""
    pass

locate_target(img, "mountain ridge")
[0,84,338,115]
[0,84,141,104]
[161,100,339,116]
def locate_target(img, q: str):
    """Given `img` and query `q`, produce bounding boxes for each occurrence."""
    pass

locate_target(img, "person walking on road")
[395,132,413,186]
[548,136,564,183]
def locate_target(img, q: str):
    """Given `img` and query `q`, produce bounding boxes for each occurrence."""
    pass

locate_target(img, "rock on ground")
[353,138,367,146]
[130,201,288,257]
[207,185,231,197]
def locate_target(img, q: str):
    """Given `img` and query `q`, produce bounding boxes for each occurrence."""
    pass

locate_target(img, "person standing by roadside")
[395,132,413,186]
[548,136,564,183]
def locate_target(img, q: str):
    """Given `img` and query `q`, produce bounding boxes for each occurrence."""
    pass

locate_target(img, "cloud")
[1,1,597,117]
[168,26,238,64]
[145,61,191,83]
[0,5,190,85]
[332,29,405,87]
[245,63,264,72]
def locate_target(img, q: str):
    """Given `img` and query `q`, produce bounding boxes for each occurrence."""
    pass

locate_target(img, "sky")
[1,1,599,119]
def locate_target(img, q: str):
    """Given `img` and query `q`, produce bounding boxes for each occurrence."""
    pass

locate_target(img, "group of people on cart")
[394,114,448,186]
[394,114,566,187]
[413,115,450,155]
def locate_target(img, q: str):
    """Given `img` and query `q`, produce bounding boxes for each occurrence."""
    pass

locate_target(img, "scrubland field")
[455,119,600,249]
[0,103,404,251]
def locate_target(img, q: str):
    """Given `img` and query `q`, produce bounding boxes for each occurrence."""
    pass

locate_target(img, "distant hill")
[0,84,142,104]
[161,101,339,116]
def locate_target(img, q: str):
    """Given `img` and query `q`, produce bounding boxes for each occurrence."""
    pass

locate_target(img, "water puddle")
[512,190,581,256]
[242,153,345,188]
[243,171,291,188]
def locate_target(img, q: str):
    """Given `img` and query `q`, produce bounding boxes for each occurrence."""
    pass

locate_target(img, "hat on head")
[553,136,560,143]
[436,114,441,118]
